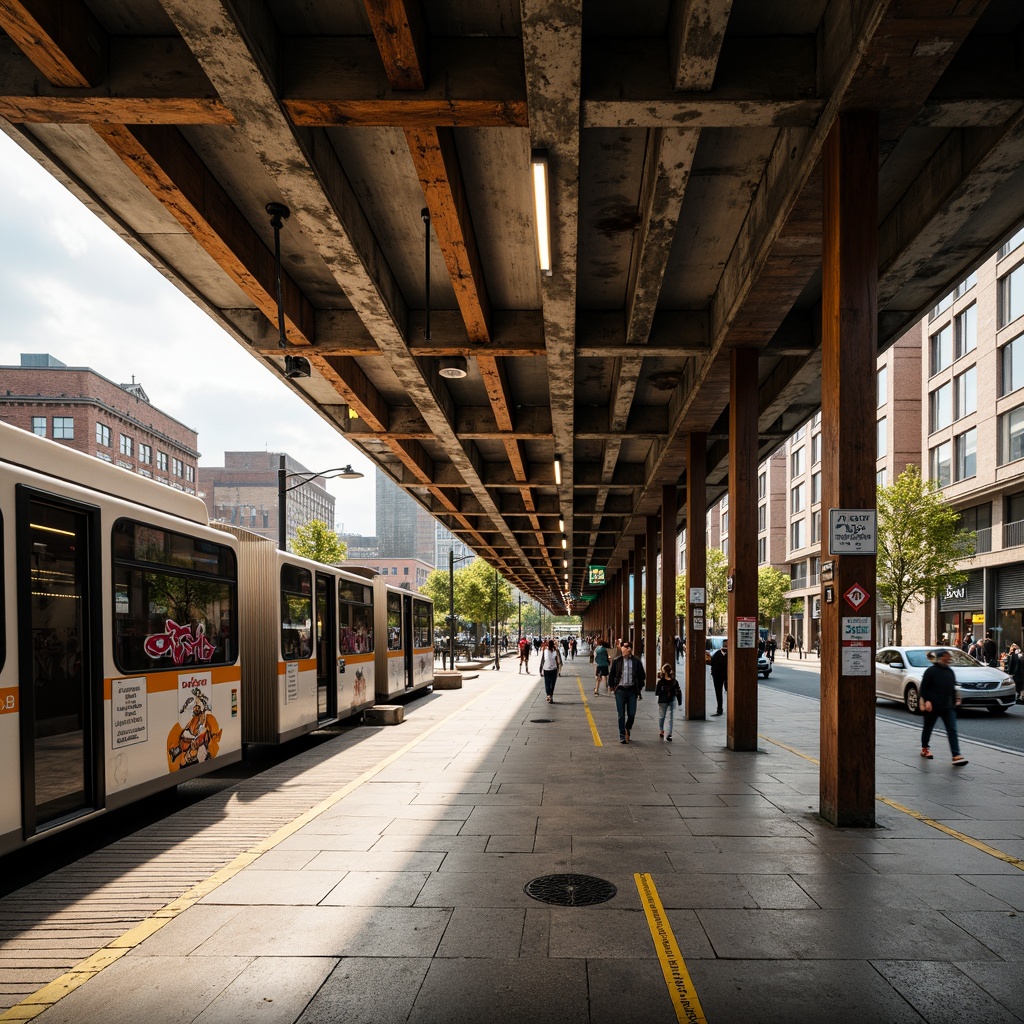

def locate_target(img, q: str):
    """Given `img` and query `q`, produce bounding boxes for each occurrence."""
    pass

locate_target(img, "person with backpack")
[656,663,683,741]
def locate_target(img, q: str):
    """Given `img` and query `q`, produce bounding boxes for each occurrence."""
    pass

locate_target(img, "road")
[761,658,1024,753]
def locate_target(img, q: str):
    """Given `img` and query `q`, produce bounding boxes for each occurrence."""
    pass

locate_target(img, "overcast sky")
[0,130,377,536]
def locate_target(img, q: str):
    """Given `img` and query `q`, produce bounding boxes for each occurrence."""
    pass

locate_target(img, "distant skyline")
[0,130,377,536]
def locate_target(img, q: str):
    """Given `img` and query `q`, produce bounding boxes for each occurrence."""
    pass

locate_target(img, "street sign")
[843,583,870,611]
[689,587,705,604]
[841,616,872,641]
[828,509,877,554]
[587,565,606,585]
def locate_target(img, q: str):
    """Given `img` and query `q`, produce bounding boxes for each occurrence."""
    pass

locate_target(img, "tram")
[374,578,434,701]
[0,421,243,855]
[214,525,378,742]
[0,421,434,855]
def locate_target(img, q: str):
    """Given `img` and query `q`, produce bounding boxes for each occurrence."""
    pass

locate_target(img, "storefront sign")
[945,583,967,600]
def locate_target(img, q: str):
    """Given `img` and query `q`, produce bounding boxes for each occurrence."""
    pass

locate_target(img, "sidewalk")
[4,657,1024,1023]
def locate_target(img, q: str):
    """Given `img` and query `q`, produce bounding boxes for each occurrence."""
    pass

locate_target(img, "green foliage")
[757,565,790,628]
[450,558,516,631]
[289,520,347,564]
[674,548,729,632]
[420,568,451,618]
[877,464,975,644]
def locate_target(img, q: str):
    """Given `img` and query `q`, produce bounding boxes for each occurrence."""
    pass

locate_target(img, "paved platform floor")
[5,654,1024,1024]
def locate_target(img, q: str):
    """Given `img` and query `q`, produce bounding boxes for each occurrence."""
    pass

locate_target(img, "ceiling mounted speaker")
[439,356,468,379]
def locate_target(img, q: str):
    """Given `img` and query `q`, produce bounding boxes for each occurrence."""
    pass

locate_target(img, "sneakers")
[952,755,969,767]
[921,747,933,759]
[666,735,673,742]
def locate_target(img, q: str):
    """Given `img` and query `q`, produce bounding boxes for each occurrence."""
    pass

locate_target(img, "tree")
[456,558,515,633]
[290,520,347,563]
[757,565,790,630]
[675,547,729,632]
[877,464,975,644]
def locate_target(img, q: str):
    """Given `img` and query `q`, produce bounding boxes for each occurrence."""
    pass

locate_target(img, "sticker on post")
[841,617,872,641]
[841,644,872,676]
[736,617,757,649]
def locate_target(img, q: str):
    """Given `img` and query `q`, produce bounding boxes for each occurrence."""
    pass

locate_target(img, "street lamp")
[449,548,474,669]
[278,454,363,550]
[493,568,500,670]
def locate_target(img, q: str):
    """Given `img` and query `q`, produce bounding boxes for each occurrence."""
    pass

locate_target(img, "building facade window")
[52,416,73,439]
[157,451,168,472]
[790,519,805,550]
[999,405,1024,466]
[1001,333,1024,396]
[185,464,195,482]
[31,416,46,437]
[721,511,729,535]
[1000,225,1024,259]
[790,483,805,514]
[877,417,887,458]
[138,443,152,464]
[811,509,821,543]
[877,467,887,487]
[877,366,887,407]
[810,470,821,505]
[96,422,111,446]
[929,440,952,487]
[791,447,804,476]
[999,262,1024,329]
[955,304,977,358]
[954,366,977,419]
[119,434,133,457]
[758,471,766,498]
[811,432,821,465]
[758,504,766,532]
[930,323,952,374]
[955,428,977,481]
[929,383,952,432]
[757,537,766,564]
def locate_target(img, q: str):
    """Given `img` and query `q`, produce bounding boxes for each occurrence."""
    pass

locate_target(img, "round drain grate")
[524,873,617,907]
[530,718,553,723]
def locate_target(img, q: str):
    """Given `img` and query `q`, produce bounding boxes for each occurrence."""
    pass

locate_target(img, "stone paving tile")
[548,905,715,960]
[123,905,244,958]
[945,911,1024,961]
[586,958,680,1024]
[320,870,431,907]
[958,873,1024,910]
[304,850,444,873]
[198,869,344,906]
[370,833,489,854]
[296,957,430,1024]
[435,908,526,958]
[963,961,1024,1016]
[873,959,1021,1024]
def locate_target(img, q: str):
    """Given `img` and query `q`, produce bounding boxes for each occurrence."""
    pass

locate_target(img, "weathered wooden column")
[660,484,677,691]
[820,111,878,827]
[646,514,659,688]
[685,433,707,718]
[633,535,646,675]
[620,565,629,645]
[728,348,759,751]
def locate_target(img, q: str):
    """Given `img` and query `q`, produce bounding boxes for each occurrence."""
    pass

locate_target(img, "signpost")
[828,509,877,554]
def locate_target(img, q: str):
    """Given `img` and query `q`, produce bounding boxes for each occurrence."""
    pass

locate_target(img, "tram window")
[112,521,237,674]
[0,508,4,672]
[413,601,432,648]
[387,593,402,651]
[281,564,313,660]
[338,579,373,655]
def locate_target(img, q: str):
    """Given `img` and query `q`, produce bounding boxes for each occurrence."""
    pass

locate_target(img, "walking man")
[710,639,727,716]
[920,648,968,767]
[609,640,645,743]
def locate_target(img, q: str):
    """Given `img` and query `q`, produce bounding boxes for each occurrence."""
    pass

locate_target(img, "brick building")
[0,354,199,492]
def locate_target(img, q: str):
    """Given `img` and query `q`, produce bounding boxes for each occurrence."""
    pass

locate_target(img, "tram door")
[315,573,337,721]
[17,492,101,836]
[402,593,414,688]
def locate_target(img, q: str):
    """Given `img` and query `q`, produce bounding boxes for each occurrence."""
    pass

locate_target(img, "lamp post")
[493,568,500,670]
[277,454,363,551]
[449,548,474,669]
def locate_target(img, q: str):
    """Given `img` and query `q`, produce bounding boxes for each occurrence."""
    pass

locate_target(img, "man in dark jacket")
[982,630,999,668]
[709,640,727,716]
[609,640,645,743]
[920,649,968,766]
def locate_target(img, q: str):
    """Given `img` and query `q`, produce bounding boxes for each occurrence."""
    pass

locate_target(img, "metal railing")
[1004,520,1024,549]
[973,527,992,553]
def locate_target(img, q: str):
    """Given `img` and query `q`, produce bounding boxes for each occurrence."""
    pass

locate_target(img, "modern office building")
[0,353,199,493]
[200,451,334,549]
[375,470,437,565]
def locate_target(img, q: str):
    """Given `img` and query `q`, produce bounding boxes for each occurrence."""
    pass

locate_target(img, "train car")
[0,421,242,855]
[214,526,376,742]
[374,578,434,701]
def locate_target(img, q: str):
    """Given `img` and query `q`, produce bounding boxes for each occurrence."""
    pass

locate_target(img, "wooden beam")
[0,0,107,87]
[668,0,734,91]
[363,0,427,90]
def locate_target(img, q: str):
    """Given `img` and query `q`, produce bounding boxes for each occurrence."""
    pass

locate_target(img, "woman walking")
[539,639,563,703]
[593,638,610,695]
[655,663,682,741]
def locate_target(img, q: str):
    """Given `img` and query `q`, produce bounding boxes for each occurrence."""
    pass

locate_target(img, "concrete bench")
[364,705,404,726]
[433,671,463,690]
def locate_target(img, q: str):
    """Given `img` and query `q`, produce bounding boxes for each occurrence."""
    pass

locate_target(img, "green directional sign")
[587,565,606,586]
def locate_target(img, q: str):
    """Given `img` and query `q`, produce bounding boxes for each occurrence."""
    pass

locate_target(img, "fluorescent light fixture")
[558,516,565,532]
[553,455,562,485]
[563,558,568,568]
[561,534,567,549]
[531,150,552,275]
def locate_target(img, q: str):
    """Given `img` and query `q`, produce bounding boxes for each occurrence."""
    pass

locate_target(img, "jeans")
[658,701,675,736]
[921,705,961,757]
[543,669,558,697]
[615,687,638,738]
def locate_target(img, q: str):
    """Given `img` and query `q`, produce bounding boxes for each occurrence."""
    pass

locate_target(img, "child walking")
[655,663,683,741]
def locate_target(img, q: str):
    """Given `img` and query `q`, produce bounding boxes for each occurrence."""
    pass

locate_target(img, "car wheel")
[988,704,1010,715]
[904,682,920,714]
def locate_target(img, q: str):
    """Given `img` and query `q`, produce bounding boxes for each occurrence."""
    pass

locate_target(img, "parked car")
[704,635,771,677]
[875,646,1016,715]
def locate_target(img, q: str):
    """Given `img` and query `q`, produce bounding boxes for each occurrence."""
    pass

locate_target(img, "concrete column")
[819,111,878,827]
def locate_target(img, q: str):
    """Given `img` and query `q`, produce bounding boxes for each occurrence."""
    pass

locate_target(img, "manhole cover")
[530,718,553,723]
[524,874,617,907]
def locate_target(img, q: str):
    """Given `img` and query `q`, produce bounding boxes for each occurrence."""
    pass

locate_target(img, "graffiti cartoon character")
[167,687,222,770]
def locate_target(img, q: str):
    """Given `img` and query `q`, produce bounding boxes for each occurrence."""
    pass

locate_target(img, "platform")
[2,654,1023,1023]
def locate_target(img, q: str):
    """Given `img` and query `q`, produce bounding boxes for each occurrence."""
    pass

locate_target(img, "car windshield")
[905,648,984,669]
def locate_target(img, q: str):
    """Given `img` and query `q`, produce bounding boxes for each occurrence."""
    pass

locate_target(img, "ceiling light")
[284,355,310,379]
[561,534,567,549]
[531,150,552,275]
[563,558,568,568]
[558,516,565,532]
[553,455,562,485]
[439,356,468,379]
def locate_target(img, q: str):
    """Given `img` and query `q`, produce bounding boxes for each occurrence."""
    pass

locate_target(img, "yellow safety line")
[759,733,1024,873]
[635,873,709,1024]
[1,679,507,1023]
[576,678,603,747]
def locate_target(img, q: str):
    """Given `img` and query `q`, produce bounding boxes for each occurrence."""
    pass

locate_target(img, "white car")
[875,646,1016,715]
